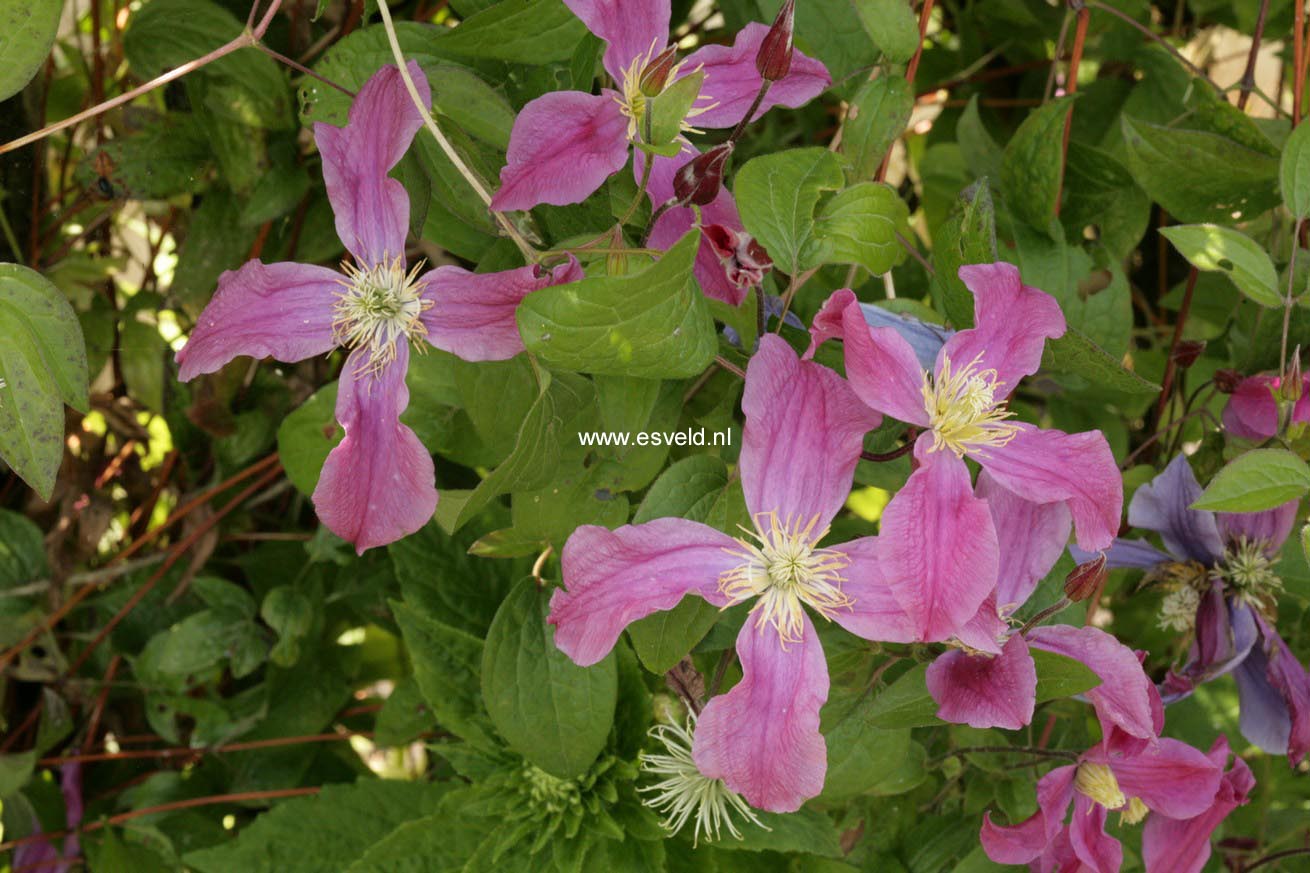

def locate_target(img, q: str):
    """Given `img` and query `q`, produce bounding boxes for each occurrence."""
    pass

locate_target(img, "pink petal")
[830,536,920,643]
[176,260,341,380]
[314,62,429,267]
[548,518,738,666]
[740,334,880,526]
[807,289,931,427]
[980,765,1076,865]
[693,611,828,812]
[939,263,1065,391]
[978,471,1072,612]
[490,90,631,211]
[1068,793,1122,873]
[313,345,437,553]
[1027,624,1158,740]
[878,437,999,641]
[927,634,1036,730]
[641,148,750,305]
[418,257,582,361]
[1223,374,1278,440]
[1094,738,1223,820]
[952,595,1007,655]
[681,22,831,129]
[563,0,670,81]
[976,424,1123,552]
[1140,738,1254,873]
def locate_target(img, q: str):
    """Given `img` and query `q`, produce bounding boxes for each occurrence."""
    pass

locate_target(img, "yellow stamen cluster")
[718,512,852,645]
[922,353,1021,457]
[331,255,430,377]
[1073,762,1126,810]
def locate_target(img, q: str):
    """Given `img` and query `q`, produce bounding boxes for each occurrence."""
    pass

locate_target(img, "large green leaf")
[1281,120,1310,219]
[811,182,909,274]
[276,381,341,497]
[1041,327,1160,396]
[482,578,617,777]
[931,180,997,329]
[0,264,89,500]
[851,0,920,63]
[734,148,845,274]
[1193,449,1310,512]
[1032,649,1099,702]
[0,0,61,102]
[840,76,914,184]
[1160,224,1282,308]
[434,0,588,63]
[866,663,943,729]
[516,232,716,378]
[1001,96,1073,235]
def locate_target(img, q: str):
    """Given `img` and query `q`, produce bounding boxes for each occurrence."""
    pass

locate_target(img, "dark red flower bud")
[1170,339,1206,369]
[1064,554,1107,603]
[1213,368,1244,394]
[756,0,795,82]
[639,44,680,97]
[705,224,773,288]
[673,143,733,207]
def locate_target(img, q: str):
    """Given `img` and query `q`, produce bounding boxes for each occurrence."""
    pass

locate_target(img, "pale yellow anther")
[332,255,430,377]
[1073,762,1127,811]
[1120,796,1150,826]
[718,512,852,645]
[922,352,1021,457]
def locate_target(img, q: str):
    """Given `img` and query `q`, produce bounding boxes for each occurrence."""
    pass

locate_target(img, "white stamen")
[331,254,430,377]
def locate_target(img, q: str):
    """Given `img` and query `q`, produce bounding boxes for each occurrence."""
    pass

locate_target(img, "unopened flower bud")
[1065,554,1107,603]
[639,44,680,97]
[673,143,733,207]
[1281,352,1303,404]
[1171,339,1205,369]
[1213,368,1243,394]
[756,0,795,81]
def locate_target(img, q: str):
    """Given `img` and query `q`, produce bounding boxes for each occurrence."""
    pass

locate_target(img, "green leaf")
[516,232,717,378]
[866,663,944,729]
[1032,649,1099,702]
[1281,120,1310,218]
[0,508,47,590]
[1192,449,1310,512]
[851,0,921,63]
[1160,224,1282,308]
[0,750,37,798]
[839,76,914,184]
[1121,115,1279,225]
[0,264,89,500]
[811,182,909,274]
[735,148,845,274]
[482,578,617,777]
[719,808,843,856]
[276,381,341,497]
[930,179,997,329]
[0,0,61,102]
[1000,96,1073,235]
[390,519,515,637]
[184,780,450,873]
[434,0,588,63]
[1041,327,1160,396]
[957,95,1003,182]
[821,689,924,800]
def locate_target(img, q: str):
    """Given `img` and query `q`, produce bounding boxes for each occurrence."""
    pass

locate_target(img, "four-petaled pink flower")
[807,263,1122,642]
[924,473,1160,739]
[176,64,580,553]
[981,726,1227,873]
[548,335,919,813]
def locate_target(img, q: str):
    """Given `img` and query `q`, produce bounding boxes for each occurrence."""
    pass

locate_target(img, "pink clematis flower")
[981,727,1224,873]
[807,263,1122,642]
[1140,737,1254,873]
[1222,372,1310,440]
[548,335,917,813]
[925,474,1159,738]
[175,64,581,553]
[489,0,830,213]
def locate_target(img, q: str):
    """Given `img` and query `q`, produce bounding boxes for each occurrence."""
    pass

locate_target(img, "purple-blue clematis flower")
[1074,454,1310,765]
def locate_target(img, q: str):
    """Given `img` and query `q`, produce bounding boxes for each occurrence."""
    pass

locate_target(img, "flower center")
[718,512,852,645]
[1073,762,1126,810]
[1120,796,1150,826]
[615,41,715,142]
[922,353,1020,457]
[1213,536,1283,608]
[639,715,764,846]
[332,255,430,377]
[1158,584,1201,633]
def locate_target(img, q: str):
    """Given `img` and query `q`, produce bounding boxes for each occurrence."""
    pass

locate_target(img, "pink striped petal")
[927,633,1036,730]
[830,536,919,643]
[808,289,931,427]
[978,471,1071,612]
[1223,375,1279,440]
[313,345,436,553]
[981,765,1076,865]
[1092,738,1223,820]
[490,90,631,211]
[952,595,1007,655]
[740,334,880,526]
[693,611,828,812]
[681,22,831,129]
[419,257,582,361]
[1027,624,1157,740]
[1140,738,1254,873]
[176,260,341,380]
[1069,794,1122,873]
[976,424,1122,552]
[940,263,1065,391]
[879,437,999,641]
[548,519,738,666]
[315,62,429,267]
[563,0,670,81]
